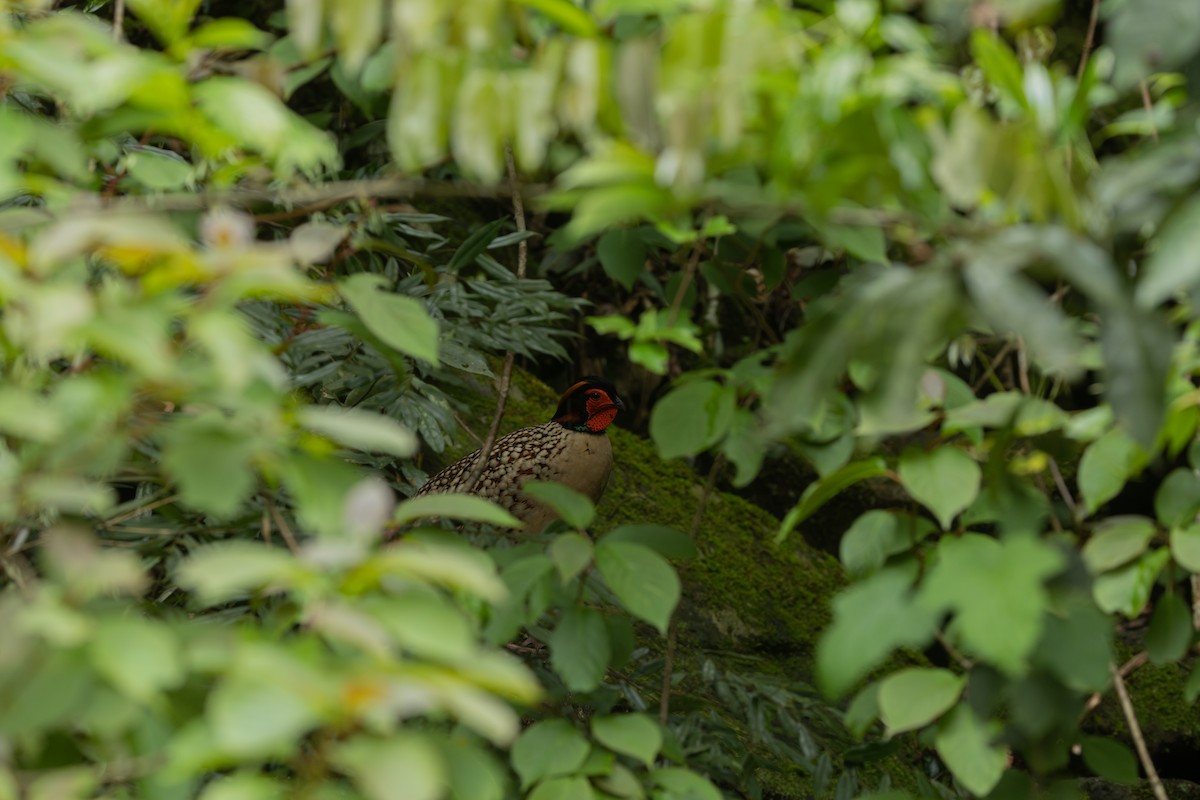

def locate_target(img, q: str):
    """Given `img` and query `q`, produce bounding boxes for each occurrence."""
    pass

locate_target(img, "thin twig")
[971,340,1016,393]
[1109,661,1168,800]
[1081,651,1150,718]
[102,493,179,527]
[266,497,301,554]
[461,147,527,495]
[1015,337,1031,394]
[1048,457,1079,520]
[1140,80,1160,142]
[1076,0,1100,81]
[112,0,125,41]
[1192,574,1200,631]
[661,454,724,724]
[936,631,974,670]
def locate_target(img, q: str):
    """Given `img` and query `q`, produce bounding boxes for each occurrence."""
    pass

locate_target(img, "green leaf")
[511,720,590,790]
[278,452,365,537]
[515,0,599,36]
[1137,196,1200,307]
[594,541,680,635]
[448,218,507,272]
[596,229,647,289]
[934,705,1007,797]
[1107,0,1200,91]
[442,739,505,800]
[332,735,446,800]
[339,273,440,364]
[919,534,1063,673]
[970,30,1028,110]
[877,668,964,734]
[363,591,474,662]
[649,768,721,800]
[1094,548,1170,618]
[176,543,296,604]
[650,379,736,460]
[1171,520,1200,573]
[592,714,662,767]
[549,533,595,584]
[839,510,931,577]
[549,607,611,692]
[1101,307,1173,449]
[897,447,980,530]
[1155,468,1200,528]
[1186,662,1200,704]
[1082,516,1157,573]
[816,566,939,698]
[89,616,184,703]
[527,777,595,800]
[1081,736,1139,784]
[602,524,698,560]
[1078,428,1146,515]
[776,458,890,543]
[844,684,881,739]
[1146,593,1193,665]
[393,494,521,529]
[1033,594,1114,693]
[209,679,321,758]
[160,414,256,520]
[523,481,595,530]
[197,773,286,800]
[298,406,417,457]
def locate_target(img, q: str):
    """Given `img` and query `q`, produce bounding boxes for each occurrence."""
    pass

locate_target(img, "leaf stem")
[1109,661,1167,800]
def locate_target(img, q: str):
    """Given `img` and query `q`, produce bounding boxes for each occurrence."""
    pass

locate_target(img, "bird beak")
[613,394,626,411]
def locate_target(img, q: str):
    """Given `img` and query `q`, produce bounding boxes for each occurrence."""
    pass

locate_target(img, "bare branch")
[1110,661,1168,800]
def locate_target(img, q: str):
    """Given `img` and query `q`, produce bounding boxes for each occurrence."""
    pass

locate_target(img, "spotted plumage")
[415,377,624,532]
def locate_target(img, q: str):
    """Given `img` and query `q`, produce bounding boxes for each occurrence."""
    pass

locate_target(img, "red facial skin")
[584,390,620,432]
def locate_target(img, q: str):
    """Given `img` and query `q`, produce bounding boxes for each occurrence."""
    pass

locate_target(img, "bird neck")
[551,414,607,434]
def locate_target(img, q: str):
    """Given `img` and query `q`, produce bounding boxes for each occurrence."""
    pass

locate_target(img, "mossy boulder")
[435,368,844,678]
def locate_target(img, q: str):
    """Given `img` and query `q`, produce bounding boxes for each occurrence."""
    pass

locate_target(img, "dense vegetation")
[3,0,1200,798]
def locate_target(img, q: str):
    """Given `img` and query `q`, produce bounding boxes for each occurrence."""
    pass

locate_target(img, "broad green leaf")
[970,30,1028,110]
[362,591,474,662]
[1033,594,1114,693]
[934,705,1007,797]
[197,773,286,800]
[897,447,980,530]
[592,714,662,767]
[839,510,931,577]
[511,720,590,790]
[602,524,698,560]
[1186,663,1200,705]
[1146,593,1193,665]
[209,679,320,758]
[1101,306,1173,449]
[1080,736,1139,784]
[1108,0,1200,91]
[1155,468,1200,528]
[594,541,680,635]
[527,777,595,800]
[816,566,939,698]
[393,494,521,529]
[650,380,736,460]
[549,607,611,692]
[0,649,94,735]
[159,414,256,520]
[278,452,365,537]
[89,616,184,703]
[919,534,1063,673]
[339,273,440,364]
[1082,516,1156,573]
[776,458,890,543]
[1171,523,1200,572]
[844,684,881,739]
[877,668,964,734]
[515,0,599,36]
[596,229,647,289]
[523,481,595,530]
[377,541,508,602]
[298,406,417,457]
[1093,548,1170,618]
[332,735,446,800]
[1137,196,1200,307]
[649,768,721,800]
[176,543,296,604]
[1078,428,1145,515]
[549,533,594,584]
[443,739,505,800]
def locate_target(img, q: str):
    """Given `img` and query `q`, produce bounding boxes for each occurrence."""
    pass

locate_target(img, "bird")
[414,377,625,532]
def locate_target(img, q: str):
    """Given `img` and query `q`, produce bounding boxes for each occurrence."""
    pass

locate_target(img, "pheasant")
[415,377,625,532]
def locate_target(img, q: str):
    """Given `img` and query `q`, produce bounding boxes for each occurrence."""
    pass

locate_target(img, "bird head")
[551,377,625,433]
